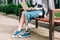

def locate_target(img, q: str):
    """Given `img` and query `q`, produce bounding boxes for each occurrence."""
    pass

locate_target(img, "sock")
[17,27,22,31]
[25,26,28,31]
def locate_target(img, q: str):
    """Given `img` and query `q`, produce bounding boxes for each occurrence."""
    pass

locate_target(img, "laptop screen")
[20,2,29,10]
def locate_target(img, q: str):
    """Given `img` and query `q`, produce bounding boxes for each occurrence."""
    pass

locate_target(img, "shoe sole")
[19,35,31,38]
[12,32,22,38]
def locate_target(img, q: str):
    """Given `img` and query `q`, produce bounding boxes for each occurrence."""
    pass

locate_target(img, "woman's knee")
[22,11,27,14]
[22,11,28,16]
[21,11,26,16]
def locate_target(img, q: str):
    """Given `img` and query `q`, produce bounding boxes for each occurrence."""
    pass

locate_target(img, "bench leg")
[35,20,38,28]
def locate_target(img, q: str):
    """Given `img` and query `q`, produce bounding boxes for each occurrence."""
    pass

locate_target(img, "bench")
[19,1,60,40]
[19,8,60,28]
[19,8,60,40]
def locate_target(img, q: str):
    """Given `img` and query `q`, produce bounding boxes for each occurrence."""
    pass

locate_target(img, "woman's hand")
[29,7,36,10]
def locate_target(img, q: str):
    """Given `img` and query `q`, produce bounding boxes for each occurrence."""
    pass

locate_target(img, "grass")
[55,12,60,18]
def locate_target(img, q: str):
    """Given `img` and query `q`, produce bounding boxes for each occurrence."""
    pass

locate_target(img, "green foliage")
[0,1,32,16]
[17,4,23,16]
[18,4,22,8]
[7,0,12,4]
[0,5,3,12]
[5,4,18,15]
[2,5,8,13]
[26,2,31,8]
[29,0,32,7]
[0,4,19,16]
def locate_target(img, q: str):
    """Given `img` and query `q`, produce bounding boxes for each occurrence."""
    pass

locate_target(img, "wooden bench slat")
[34,18,60,26]
[52,9,60,12]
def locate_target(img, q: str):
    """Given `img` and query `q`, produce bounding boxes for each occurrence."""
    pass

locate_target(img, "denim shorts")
[24,10,43,22]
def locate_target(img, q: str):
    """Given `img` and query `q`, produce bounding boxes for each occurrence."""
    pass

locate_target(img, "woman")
[12,0,45,38]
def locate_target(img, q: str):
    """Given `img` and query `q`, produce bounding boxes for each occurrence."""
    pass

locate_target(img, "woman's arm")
[28,7,36,10]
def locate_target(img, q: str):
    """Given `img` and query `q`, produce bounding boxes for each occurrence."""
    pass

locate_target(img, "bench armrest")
[51,9,60,12]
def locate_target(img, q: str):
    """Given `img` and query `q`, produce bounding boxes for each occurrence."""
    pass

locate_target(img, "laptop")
[20,2,29,11]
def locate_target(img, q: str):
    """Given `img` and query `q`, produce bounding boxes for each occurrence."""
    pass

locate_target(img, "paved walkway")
[0,14,60,40]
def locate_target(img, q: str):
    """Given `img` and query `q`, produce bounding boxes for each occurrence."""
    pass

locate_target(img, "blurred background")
[0,0,60,17]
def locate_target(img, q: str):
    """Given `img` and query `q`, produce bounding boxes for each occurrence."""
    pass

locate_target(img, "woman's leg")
[17,11,29,31]
[25,17,28,31]
[17,11,25,31]
[19,17,31,38]
[12,11,26,37]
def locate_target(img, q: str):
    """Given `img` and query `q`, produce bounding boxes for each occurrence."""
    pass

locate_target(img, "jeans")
[24,10,43,22]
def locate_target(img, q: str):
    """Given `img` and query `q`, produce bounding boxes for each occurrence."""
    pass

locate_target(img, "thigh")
[24,10,43,18]
[24,10,42,22]
[28,10,40,18]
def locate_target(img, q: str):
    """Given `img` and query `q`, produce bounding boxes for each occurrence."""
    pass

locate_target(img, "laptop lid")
[20,2,29,10]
